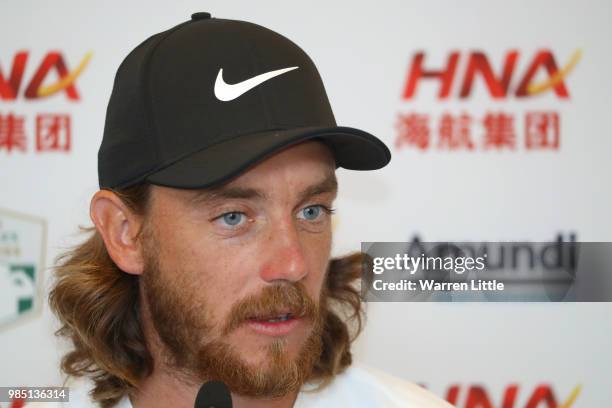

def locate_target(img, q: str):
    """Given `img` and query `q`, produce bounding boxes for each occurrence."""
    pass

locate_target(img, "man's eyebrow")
[297,172,338,202]
[188,172,337,206]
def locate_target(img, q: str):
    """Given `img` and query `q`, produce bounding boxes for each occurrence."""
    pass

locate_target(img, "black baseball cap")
[98,12,391,190]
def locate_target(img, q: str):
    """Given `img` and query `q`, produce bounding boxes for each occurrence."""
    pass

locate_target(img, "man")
[48,12,453,408]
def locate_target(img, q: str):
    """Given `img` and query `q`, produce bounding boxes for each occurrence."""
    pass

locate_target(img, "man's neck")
[130,367,300,408]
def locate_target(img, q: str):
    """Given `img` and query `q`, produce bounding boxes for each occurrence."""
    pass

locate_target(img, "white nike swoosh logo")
[214,66,299,101]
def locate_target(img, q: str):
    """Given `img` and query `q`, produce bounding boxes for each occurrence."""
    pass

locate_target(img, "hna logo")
[402,49,581,99]
[0,51,92,101]
[444,384,582,408]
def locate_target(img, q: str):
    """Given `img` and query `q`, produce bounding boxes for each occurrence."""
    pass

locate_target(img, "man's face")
[139,141,337,397]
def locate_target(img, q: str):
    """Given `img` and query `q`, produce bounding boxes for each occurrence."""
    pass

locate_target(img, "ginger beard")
[140,225,328,398]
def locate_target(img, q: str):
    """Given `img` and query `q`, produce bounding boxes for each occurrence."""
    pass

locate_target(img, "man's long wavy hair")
[48,183,368,408]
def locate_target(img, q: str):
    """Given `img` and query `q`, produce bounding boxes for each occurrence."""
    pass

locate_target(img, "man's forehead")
[184,169,338,205]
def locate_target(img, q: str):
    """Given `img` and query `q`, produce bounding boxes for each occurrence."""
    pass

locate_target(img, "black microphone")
[194,380,233,408]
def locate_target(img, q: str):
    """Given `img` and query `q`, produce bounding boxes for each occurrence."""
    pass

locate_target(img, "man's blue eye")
[222,212,243,226]
[301,205,322,220]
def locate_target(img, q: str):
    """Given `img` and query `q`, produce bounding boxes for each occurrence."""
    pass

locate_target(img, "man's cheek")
[308,243,332,278]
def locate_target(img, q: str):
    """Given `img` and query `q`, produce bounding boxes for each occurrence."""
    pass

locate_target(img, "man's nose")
[259,219,308,283]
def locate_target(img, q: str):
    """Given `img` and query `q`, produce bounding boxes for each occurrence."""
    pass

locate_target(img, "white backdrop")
[1,1,611,406]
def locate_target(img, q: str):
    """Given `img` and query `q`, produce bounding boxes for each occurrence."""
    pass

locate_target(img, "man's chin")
[188,326,322,398]
[223,332,298,372]
[198,344,306,398]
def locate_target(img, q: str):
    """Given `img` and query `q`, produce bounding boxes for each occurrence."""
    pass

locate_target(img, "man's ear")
[90,189,147,275]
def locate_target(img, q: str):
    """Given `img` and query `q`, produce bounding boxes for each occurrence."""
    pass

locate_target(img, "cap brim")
[145,125,391,189]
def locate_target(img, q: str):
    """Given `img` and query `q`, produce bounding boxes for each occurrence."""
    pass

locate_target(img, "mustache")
[222,281,319,336]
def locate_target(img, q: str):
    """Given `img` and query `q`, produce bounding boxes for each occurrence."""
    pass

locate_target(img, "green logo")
[0,209,46,331]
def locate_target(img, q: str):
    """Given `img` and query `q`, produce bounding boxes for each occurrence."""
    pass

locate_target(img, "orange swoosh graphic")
[527,49,581,95]
[37,51,93,97]
[558,384,582,408]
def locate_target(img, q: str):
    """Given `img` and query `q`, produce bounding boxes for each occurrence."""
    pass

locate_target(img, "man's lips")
[247,311,295,321]
[244,312,304,336]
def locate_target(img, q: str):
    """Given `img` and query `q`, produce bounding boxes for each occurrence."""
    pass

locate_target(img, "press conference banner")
[1,1,611,407]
